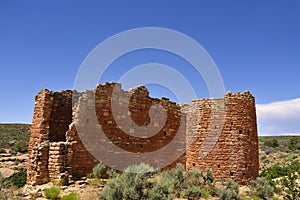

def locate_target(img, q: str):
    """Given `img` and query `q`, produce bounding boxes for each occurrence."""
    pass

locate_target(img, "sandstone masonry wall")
[27,83,259,185]
[185,92,259,184]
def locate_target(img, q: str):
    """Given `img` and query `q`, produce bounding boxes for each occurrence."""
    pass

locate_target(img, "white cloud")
[256,98,300,136]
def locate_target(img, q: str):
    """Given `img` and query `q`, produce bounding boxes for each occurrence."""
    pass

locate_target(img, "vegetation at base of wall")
[99,163,156,200]
[99,163,217,200]
[93,162,108,179]
[219,179,242,200]
[61,192,80,200]
[44,187,61,200]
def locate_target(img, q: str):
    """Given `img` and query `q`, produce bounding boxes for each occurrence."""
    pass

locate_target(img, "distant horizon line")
[0,122,299,137]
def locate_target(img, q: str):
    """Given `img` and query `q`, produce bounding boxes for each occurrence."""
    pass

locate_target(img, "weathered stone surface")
[27,82,259,185]
[184,92,259,185]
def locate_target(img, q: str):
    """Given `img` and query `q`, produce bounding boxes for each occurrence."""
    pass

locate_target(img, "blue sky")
[0,1,300,135]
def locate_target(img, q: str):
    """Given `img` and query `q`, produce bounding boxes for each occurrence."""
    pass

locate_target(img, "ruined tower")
[27,82,259,185]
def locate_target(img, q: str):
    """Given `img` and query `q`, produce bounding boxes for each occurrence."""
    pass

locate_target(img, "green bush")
[260,160,300,181]
[148,173,173,200]
[107,168,118,178]
[100,164,216,200]
[183,168,202,188]
[243,196,263,200]
[280,172,300,200]
[182,186,202,200]
[167,163,184,193]
[288,137,300,150]
[8,149,16,155]
[148,165,185,200]
[259,160,300,193]
[264,138,279,148]
[180,168,205,199]
[44,187,61,200]
[61,192,80,200]
[249,177,274,198]
[203,168,214,186]
[100,163,155,200]
[219,179,241,200]
[12,140,28,153]
[93,162,107,179]
[4,170,27,188]
[150,165,214,199]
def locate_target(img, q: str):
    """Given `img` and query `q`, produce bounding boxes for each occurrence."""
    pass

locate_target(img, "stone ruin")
[27,82,259,185]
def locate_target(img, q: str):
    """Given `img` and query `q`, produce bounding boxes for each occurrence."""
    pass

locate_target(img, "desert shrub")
[260,160,300,181]
[203,168,214,186]
[100,163,155,200]
[280,172,300,200]
[243,197,263,200]
[93,162,107,179]
[100,163,216,200]
[12,140,28,153]
[249,177,274,198]
[288,137,300,150]
[4,170,27,188]
[44,187,61,200]
[167,163,185,193]
[261,155,270,164]
[148,172,173,200]
[159,164,208,198]
[99,176,123,200]
[153,166,215,199]
[182,186,202,200]
[265,149,276,155]
[198,187,212,198]
[180,168,206,199]
[107,168,118,178]
[284,153,298,163]
[264,138,279,148]
[219,179,241,200]
[184,168,202,188]
[61,192,80,200]
[124,162,155,174]
[8,149,16,155]
[148,163,186,199]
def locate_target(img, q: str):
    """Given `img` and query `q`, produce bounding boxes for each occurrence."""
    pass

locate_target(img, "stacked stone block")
[48,142,68,182]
